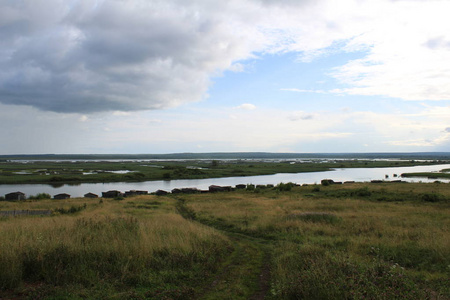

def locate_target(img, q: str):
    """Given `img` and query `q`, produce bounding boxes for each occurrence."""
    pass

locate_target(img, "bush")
[28,193,51,200]
[275,182,295,192]
[53,204,86,214]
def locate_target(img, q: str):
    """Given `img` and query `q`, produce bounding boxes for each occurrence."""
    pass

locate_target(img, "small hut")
[155,190,169,196]
[102,190,123,198]
[54,193,70,200]
[124,190,148,197]
[84,192,98,198]
[5,191,26,201]
[180,188,200,194]
[209,185,232,192]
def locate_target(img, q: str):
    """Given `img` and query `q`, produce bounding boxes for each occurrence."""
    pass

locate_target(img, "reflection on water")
[1,164,449,198]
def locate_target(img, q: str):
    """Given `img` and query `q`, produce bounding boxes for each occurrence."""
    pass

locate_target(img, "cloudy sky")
[1,0,450,154]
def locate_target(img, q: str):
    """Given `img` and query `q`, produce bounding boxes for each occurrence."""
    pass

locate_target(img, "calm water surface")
[1,164,449,198]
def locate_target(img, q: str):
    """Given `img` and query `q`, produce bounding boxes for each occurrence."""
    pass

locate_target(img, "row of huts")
[2,184,249,201]
[3,189,150,201]
[3,179,405,201]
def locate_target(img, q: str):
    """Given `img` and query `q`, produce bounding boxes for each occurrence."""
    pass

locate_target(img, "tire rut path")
[175,199,272,300]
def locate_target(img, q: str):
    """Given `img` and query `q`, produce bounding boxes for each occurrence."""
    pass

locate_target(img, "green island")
[1,157,449,184]
[401,169,450,180]
[1,181,449,299]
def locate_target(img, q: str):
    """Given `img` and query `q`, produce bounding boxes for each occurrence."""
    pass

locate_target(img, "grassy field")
[1,182,449,299]
[0,159,448,185]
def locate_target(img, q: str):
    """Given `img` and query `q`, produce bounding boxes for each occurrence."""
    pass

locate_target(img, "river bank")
[1,159,448,185]
[1,163,450,198]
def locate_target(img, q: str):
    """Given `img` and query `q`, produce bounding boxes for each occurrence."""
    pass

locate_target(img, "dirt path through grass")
[176,199,272,300]
[199,235,271,300]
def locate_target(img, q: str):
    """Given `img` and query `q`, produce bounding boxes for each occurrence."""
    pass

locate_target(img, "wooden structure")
[5,192,26,201]
[53,193,70,200]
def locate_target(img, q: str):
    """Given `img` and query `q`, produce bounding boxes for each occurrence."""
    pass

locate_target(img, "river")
[1,164,449,198]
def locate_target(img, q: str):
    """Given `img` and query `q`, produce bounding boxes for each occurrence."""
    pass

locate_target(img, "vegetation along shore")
[1,180,449,299]
[1,157,449,185]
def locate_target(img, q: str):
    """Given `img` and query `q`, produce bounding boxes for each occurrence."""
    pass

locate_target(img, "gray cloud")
[3,0,450,114]
[445,127,450,132]
[289,111,315,121]
[0,0,258,113]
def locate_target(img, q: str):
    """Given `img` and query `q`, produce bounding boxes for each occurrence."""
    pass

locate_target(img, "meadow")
[0,182,449,299]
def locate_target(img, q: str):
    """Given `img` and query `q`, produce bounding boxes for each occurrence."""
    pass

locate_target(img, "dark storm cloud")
[0,0,256,113]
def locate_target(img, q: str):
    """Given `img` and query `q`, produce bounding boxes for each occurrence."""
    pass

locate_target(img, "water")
[1,164,449,198]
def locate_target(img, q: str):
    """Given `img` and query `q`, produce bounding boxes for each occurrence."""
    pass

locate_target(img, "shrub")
[246,184,255,191]
[53,204,86,214]
[28,193,51,200]
[275,182,295,192]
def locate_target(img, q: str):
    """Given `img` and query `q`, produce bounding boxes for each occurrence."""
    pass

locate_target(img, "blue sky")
[0,0,449,154]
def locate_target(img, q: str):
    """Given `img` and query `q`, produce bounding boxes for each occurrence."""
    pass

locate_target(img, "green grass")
[180,183,450,299]
[1,159,448,184]
[0,196,230,299]
[1,183,449,299]
[401,171,450,179]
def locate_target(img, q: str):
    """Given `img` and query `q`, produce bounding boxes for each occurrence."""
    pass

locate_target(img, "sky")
[1,0,450,154]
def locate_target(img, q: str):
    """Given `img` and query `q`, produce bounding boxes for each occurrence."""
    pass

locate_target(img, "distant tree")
[211,160,219,167]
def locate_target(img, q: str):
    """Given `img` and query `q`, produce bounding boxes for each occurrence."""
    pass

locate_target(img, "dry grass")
[0,196,230,298]
[1,183,449,299]
[181,183,450,299]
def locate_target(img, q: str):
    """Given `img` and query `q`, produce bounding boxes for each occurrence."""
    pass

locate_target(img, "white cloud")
[328,1,450,101]
[1,100,448,154]
[280,88,327,94]
[288,111,315,121]
[228,63,246,72]
[387,133,450,148]
[2,0,450,115]
[235,103,257,110]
